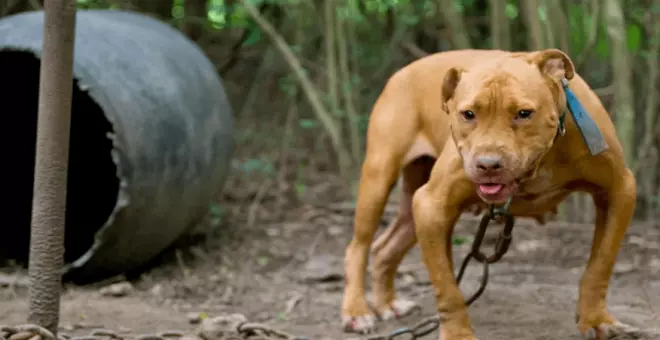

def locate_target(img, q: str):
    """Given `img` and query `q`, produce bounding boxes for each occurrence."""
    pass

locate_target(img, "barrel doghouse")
[0,9,234,283]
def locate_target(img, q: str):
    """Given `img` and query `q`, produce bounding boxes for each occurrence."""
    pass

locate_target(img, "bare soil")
[2,196,660,340]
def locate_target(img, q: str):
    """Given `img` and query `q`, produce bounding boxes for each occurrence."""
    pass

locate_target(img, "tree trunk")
[604,0,636,168]
[435,0,472,49]
[237,47,276,117]
[549,0,570,53]
[521,0,545,50]
[574,0,602,70]
[336,6,362,170]
[538,0,554,48]
[28,0,77,333]
[324,0,340,117]
[490,0,510,50]
[640,3,660,219]
[182,0,207,41]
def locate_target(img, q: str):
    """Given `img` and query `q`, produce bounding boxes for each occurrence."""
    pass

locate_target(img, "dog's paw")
[376,298,421,321]
[580,320,642,340]
[342,314,377,334]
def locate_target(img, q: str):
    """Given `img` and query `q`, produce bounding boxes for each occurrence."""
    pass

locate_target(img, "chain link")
[236,323,308,340]
[1,324,185,340]
[356,316,440,340]
[455,198,515,306]
[0,318,309,340]
[1,324,57,340]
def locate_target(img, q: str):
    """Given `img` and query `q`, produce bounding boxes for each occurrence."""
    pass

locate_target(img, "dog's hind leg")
[341,77,419,334]
[370,156,435,321]
[341,150,402,334]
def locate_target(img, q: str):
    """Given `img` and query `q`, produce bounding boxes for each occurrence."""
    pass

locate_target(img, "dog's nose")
[476,155,502,171]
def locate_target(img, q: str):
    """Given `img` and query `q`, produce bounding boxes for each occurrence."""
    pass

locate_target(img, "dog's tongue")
[479,184,503,195]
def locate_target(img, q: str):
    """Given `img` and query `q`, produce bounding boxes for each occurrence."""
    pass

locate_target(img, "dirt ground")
[2,197,660,340]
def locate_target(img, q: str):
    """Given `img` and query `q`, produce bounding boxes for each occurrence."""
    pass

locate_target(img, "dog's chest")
[519,167,555,193]
[513,168,571,213]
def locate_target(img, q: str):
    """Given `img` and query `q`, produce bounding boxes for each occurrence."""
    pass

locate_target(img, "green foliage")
[232,158,275,174]
[208,0,229,28]
[536,4,548,22]
[298,119,317,129]
[208,202,224,229]
[567,4,585,54]
[71,0,651,70]
[453,0,473,14]
[172,0,184,20]
[244,28,261,46]
[452,236,468,246]
[626,24,642,52]
[70,0,657,202]
[596,23,611,58]
[278,74,298,98]
[504,2,518,20]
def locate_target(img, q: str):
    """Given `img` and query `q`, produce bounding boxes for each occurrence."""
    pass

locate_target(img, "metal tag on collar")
[558,112,566,137]
[561,78,608,156]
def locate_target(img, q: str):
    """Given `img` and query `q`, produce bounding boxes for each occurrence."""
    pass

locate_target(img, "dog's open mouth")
[475,181,517,203]
[478,183,504,195]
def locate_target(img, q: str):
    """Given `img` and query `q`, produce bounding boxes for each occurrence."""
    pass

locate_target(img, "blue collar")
[559,78,608,156]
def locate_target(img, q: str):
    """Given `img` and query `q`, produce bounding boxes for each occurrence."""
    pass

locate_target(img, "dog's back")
[370,49,618,164]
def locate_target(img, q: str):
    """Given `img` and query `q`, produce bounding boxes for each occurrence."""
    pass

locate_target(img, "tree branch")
[240,0,351,176]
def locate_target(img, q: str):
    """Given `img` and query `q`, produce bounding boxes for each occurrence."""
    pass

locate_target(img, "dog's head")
[441,49,575,204]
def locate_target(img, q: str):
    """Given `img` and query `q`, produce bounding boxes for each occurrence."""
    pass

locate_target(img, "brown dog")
[341,49,636,340]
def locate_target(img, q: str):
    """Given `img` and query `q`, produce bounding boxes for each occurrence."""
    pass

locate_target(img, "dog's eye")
[460,110,476,121]
[516,110,534,120]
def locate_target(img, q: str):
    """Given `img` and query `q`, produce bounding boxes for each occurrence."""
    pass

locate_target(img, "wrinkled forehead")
[454,59,554,111]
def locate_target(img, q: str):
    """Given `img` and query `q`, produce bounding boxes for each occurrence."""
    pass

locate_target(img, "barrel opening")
[0,50,120,266]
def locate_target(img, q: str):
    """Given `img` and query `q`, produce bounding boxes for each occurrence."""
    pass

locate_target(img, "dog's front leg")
[413,183,476,340]
[578,168,636,339]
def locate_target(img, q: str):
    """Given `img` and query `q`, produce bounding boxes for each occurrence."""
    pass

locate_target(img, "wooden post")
[27,0,77,334]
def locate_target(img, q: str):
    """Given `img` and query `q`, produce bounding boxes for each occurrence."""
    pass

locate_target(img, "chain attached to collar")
[455,197,515,306]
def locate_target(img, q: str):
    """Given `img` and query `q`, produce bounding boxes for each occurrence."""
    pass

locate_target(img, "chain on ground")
[1,314,310,340]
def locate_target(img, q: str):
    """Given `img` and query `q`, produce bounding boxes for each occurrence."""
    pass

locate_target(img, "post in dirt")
[27,0,77,334]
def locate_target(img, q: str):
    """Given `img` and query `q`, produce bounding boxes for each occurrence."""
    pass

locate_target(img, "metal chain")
[359,316,440,340]
[0,321,309,340]
[359,197,517,340]
[455,197,515,306]
[1,324,188,340]
[1,324,57,340]
[236,323,308,340]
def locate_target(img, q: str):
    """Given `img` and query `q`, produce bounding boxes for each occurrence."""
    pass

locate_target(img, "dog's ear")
[529,48,575,81]
[442,67,463,113]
